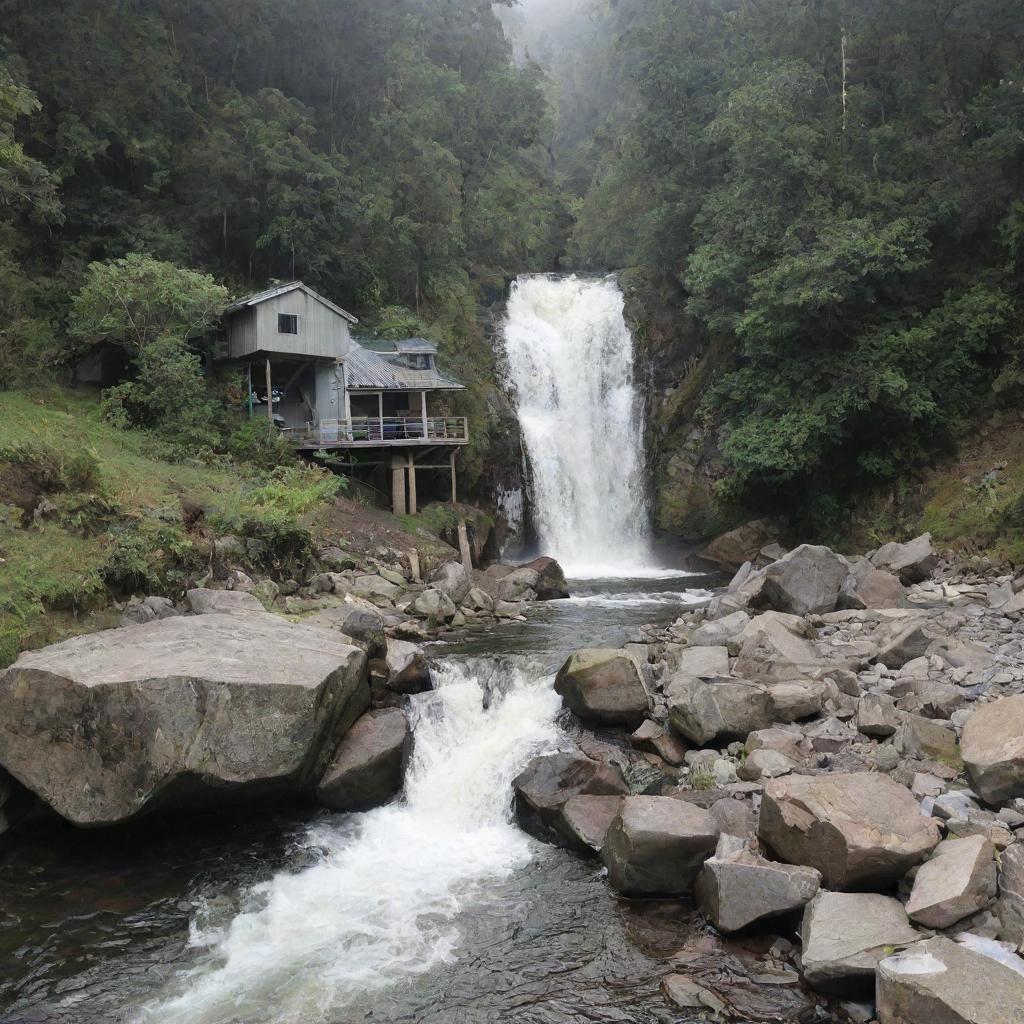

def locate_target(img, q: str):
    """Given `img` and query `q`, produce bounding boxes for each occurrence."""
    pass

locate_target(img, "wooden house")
[217,281,468,513]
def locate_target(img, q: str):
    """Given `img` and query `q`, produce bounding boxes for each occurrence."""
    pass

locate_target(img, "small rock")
[186,588,264,615]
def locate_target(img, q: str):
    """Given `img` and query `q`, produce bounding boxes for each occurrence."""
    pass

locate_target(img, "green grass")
[0,389,347,665]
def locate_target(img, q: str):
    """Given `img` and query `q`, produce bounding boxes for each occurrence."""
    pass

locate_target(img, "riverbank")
[522,534,1024,1022]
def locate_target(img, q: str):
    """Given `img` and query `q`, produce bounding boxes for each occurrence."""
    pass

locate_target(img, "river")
[0,572,719,1024]
[0,274,727,1022]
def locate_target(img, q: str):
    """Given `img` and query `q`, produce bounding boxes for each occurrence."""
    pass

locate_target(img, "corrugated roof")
[393,337,438,354]
[224,281,358,324]
[343,344,464,391]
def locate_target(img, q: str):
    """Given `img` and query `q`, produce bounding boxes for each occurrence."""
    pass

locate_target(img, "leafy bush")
[101,521,196,594]
[228,419,298,469]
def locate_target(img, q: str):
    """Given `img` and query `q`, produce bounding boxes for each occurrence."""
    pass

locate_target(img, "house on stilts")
[216,281,468,515]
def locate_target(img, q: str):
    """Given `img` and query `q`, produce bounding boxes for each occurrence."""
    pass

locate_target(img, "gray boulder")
[513,752,628,848]
[335,605,386,656]
[0,614,369,826]
[857,693,900,738]
[870,533,939,584]
[462,587,495,614]
[878,622,932,669]
[996,842,1024,945]
[758,772,941,890]
[800,890,920,992]
[737,747,798,781]
[559,794,624,854]
[700,519,780,570]
[601,795,720,896]
[962,695,1024,805]
[120,595,179,627]
[347,574,404,606]
[691,610,750,647]
[733,613,823,682]
[521,556,570,600]
[384,638,431,694]
[430,561,471,605]
[554,649,649,728]
[409,588,458,624]
[761,544,849,616]
[877,936,1024,1024]
[839,563,906,610]
[695,834,820,933]
[666,675,774,745]
[497,567,541,603]
[905,835,997,928]
[316,708,409,812]
[630,719,687,765]
[186,588,264,615]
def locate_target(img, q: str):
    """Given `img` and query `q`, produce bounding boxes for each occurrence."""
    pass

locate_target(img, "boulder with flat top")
[554,649,649,728]
[758,772,941,890]
[961,695,1024,805]
[877,936,1024,1024]
[0,614,370,826]
[601,795,720,896]
[870,533,939,584]
[761,544,849,616]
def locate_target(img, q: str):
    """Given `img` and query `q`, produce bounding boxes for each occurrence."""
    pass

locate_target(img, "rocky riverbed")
[509,534,1024,1024]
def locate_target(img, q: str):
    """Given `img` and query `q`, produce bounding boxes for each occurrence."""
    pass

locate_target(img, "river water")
[0,573,718,1024]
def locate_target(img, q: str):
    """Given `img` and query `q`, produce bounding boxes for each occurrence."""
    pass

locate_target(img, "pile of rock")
[517,533,1024,1024]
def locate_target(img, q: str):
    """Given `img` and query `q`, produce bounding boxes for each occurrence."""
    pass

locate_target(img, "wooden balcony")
[289,415,469,450]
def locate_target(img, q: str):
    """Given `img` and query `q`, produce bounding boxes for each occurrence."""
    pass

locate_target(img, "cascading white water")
[502,274,651,576]
[138,660,564,1024]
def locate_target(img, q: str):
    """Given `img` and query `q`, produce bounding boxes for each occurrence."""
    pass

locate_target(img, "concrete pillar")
[391,455,406,516]
[449,450,457,503]
[457,518,473,573]
[406,453,418,515]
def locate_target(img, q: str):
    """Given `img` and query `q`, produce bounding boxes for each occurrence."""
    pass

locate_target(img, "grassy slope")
[0,390,255,663]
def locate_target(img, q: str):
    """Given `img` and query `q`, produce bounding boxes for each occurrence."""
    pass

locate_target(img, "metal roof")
[393,337,438,354]
[224,281,359,324]
[343,344,465,391]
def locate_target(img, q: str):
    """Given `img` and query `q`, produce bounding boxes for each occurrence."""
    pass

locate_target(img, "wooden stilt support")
[391,454,406,516]
[406,452,418,515]
[449,449,457,504]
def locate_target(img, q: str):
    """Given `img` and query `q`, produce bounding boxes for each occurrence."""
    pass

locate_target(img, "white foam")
[137,660,564,1024]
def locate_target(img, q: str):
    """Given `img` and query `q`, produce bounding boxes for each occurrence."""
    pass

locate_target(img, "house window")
[278,313,299,335]
[405,354,432,370]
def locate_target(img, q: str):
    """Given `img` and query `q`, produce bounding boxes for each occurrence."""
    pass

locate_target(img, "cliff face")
[620,268,739,543]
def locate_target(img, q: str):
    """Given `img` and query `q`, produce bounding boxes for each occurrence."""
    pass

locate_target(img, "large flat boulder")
[761,544,849,616]
[554,649,649,728]
[559,794,624,854]
[870,533,939,585]
[904,835,996,928]
[800,891,920,992]
[0,614,370,826]
[962,695,1024,805]
[695,835,820,933]
[997,842,1024,945]
[316,708,409,812]
[758,773,941,890]
[601,795,719,896]
[877,936,1024,1024]
[839,561,906,610]
[513,752,628,848]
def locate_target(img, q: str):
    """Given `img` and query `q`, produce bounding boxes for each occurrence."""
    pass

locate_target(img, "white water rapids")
[139,660,564,1024]
[502,275,652,576]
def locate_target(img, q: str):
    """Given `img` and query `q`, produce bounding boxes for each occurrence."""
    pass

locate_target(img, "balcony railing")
[289,415,469,448]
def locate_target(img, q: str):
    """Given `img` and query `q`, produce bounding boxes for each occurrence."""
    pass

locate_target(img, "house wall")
[225,291,353,360]
[314,362,344,423]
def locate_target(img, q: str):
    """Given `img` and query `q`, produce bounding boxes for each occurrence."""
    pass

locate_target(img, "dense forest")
[2,0,1024,544]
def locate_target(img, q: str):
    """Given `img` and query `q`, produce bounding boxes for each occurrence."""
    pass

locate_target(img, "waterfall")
[501,274,651,576]
[137,659,564,1024]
